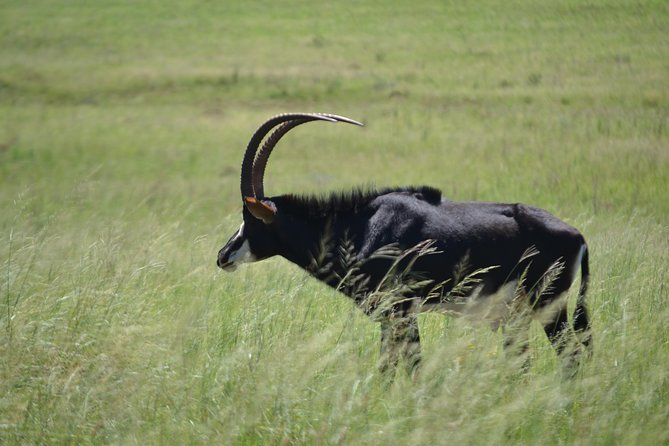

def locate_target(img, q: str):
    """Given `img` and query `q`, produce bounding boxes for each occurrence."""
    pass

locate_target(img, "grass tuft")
[1,0,668,443]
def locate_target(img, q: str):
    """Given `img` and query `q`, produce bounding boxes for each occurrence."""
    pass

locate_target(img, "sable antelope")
[217,113,591,375]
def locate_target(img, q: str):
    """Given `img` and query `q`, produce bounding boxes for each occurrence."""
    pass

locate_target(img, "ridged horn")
[241,113,339,199]
[240,114,303,199]
[250,113,363,198]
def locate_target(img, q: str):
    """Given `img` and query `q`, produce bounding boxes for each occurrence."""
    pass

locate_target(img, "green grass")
[1,0,668,444]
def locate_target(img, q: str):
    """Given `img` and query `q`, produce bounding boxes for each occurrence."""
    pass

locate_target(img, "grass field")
[1,0,668,444]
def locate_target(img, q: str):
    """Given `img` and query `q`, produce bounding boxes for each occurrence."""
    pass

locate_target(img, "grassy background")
[1,0,668,444]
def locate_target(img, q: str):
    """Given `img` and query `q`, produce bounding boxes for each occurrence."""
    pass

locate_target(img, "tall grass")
[1,0,668,444]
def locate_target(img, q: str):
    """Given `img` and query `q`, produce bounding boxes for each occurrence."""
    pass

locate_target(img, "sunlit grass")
[2,210,667,444]
[1,0,668,444]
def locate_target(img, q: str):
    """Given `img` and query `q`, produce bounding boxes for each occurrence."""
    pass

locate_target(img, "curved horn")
[250,113,364,198]
[240,113,345,199]
[251,119,313,198]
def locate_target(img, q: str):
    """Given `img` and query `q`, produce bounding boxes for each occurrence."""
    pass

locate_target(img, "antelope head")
[216,113,363,271]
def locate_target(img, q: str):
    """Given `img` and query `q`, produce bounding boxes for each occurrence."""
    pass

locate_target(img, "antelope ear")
[243,197,277,224]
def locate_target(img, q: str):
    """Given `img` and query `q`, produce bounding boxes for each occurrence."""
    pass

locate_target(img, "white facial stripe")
[227,223,257,265]
[228,240,256,264]
[229,240,255,263]
[232,223,245,243]
[226,223,245,251]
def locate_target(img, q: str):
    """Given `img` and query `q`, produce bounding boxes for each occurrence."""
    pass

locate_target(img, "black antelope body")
[217,113,591,375]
